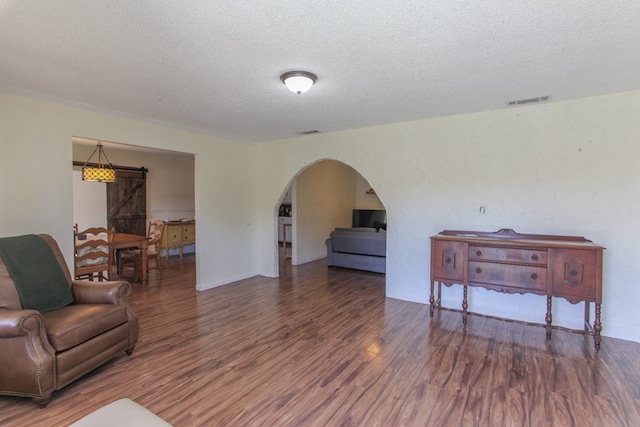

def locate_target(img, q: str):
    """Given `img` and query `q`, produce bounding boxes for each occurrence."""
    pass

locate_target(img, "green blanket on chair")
[0,234,74,312]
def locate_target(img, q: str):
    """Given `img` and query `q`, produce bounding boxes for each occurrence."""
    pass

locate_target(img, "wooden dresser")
[430,228,604,350]
[161,220,195,261]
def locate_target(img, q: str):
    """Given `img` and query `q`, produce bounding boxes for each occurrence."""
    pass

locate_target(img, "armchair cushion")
[0,235,73,313]
[43,304,129,352]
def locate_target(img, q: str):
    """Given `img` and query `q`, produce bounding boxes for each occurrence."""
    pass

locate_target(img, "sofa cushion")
[329,230,386,257]
[43,304,129,352]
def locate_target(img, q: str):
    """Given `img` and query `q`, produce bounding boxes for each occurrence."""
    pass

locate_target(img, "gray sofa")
[325,228,386,273]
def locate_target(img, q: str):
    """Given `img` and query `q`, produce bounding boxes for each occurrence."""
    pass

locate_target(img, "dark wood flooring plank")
[2,254,640,426]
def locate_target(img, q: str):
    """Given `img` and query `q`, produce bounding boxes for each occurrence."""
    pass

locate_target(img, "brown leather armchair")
[0,234,138,406]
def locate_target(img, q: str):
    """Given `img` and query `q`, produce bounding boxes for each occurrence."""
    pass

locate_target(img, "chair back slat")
[74,225,114,281]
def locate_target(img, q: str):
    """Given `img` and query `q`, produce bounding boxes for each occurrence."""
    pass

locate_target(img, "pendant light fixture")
[280,71,317,94]
[81,141,116,182]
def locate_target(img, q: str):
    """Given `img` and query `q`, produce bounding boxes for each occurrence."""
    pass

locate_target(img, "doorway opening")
[275,159,386,275]
[72,137,196,283]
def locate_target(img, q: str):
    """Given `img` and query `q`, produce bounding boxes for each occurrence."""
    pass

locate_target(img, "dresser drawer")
[468,261,547,292]
[181,224,194,243]
[469,245,547,265]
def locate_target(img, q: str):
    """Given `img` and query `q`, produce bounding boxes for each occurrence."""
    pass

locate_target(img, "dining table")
[112,232,149,284]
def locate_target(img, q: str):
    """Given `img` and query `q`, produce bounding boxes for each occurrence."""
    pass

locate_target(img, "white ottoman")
[68,398,172,427]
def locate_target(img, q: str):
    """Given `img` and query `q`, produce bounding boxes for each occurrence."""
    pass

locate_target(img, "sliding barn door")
[106,170,147,235]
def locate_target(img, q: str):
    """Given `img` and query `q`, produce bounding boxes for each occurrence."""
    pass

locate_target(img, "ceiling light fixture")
[81,141,116,182]
[280,71,317,95]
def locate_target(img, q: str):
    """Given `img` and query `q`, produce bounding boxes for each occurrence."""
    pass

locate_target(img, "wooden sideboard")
[161,220,195,261]
[430,228,604,350]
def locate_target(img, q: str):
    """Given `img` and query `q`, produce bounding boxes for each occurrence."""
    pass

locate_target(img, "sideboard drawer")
[182,224,195,244]
[469,245,547,265]
[468,261,547,292]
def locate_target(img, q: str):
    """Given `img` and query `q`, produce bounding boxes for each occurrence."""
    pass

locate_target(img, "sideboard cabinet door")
[432,240,466,283]
[168,225,181,245]
[549,248,600,304]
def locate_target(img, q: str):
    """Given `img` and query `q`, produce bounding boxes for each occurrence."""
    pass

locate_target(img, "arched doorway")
[275,159,386,274]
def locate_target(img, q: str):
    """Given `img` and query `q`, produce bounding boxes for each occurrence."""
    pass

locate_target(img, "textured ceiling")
[1,1,640,143]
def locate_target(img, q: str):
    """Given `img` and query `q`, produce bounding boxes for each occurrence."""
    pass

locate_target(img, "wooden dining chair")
[74,225,115,281]
[118,221,165,281]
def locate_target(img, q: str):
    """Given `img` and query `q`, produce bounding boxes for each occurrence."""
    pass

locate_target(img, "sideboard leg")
[462,285,468,325]
[545,295,553,340]
[594,303,602,351]
[429,281,435,317]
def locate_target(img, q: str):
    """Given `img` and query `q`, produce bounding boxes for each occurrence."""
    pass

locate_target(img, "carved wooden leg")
[545,295,553,340]
[594,303,602,352]
[462,285,468,325]
[429,281,435,317]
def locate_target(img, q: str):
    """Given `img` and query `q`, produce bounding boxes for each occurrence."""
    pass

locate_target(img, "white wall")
[72,142,196,255]
[4,88,640,343]
[257,90,640,343]
[72,170,108,230]
[0,91,258,291]
[294,160,355,264]
[73,142,196,225]
[355,174,384,210]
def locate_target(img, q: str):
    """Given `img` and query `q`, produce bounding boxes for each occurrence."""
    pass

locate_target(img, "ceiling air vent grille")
[507,95,551,107]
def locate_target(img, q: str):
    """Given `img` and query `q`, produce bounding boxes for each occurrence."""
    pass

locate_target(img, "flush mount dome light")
[280,71,317,94]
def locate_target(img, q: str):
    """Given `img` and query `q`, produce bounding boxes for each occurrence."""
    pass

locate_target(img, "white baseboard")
[161,246,195,258]
[196,272,258,291]
[293,254,326,265]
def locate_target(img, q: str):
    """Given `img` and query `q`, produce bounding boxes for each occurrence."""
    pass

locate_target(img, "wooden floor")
[2,254,640,426]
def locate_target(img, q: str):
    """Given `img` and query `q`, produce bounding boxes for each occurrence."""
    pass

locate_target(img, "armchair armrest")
[0,308,44,338]
[71,280,132,306]
[326,238,335,265]
[0,308,56,402]
[72,281,139,352]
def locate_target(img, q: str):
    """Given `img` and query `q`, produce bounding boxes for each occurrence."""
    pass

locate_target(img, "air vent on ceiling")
[297,130,321,135]
[507,95,551,107]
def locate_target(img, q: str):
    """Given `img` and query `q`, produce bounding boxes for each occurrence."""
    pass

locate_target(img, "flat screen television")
[352,209,386,229]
